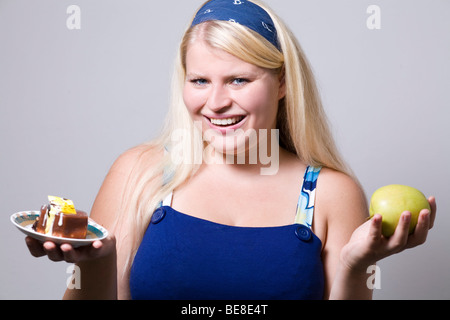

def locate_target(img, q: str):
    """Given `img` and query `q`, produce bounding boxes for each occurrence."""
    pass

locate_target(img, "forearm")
[63,251,118,300]
[328,262,373,300]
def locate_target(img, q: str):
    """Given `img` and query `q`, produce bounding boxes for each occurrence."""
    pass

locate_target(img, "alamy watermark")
[66,5,81,30]
[66,264,81,289]
[366,264,381,290]
[65,263,381,291]
[367,5,381,30]
[170,121,280,176]
[66,4,380,31]
[61,2,385,294]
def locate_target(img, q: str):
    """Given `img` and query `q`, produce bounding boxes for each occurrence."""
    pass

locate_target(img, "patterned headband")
[191,0,280,50]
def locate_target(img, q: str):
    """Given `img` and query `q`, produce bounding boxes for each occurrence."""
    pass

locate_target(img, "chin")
[203,130,257,159]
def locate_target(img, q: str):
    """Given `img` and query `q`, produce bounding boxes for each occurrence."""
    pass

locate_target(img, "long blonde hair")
[117,0,350,273]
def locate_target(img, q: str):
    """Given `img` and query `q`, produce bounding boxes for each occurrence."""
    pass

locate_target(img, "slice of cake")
[33,196,88,239]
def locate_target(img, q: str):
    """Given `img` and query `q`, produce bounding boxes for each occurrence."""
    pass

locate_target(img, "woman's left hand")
[339,196,437,272]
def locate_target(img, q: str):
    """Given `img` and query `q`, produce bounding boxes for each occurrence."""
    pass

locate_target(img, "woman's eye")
[191,78,208,86]
[231,78,248,86]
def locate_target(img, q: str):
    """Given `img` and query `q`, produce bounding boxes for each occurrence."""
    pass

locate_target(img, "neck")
[202,130,286,177]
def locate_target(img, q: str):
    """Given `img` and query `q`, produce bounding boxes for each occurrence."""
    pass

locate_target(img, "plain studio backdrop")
[1,0,449,300]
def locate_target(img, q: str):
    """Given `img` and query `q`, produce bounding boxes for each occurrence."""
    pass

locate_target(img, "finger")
[369,214,383,241]
[86,241,108,261]
[60,243,79,263]
[43,241,64,261]
[61,241,105,263]
[92,240,103,250]
[406,209,430,248]
[25,236,46,257]
[387,211,411,253]
[428,196,436,229]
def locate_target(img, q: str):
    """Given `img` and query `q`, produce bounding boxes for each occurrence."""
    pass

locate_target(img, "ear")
[277,67,286,100]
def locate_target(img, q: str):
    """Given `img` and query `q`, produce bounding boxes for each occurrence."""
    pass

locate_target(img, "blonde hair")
[117,0,350,274]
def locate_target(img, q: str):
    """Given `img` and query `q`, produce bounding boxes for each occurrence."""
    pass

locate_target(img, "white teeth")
[210,116,244,126]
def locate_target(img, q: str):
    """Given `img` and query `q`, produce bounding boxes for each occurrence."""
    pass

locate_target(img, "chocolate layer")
[34,204,88,239]
[52,211,88,239]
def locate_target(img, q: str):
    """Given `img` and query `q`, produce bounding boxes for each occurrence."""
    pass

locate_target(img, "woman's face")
[183,40,285,156]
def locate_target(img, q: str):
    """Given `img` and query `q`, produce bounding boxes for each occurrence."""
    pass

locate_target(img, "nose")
[206,84,232,112]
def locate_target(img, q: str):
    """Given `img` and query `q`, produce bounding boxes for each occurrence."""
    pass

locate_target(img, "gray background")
[1,0,449,299]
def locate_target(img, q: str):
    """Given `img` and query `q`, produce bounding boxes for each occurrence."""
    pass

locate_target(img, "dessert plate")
[10,211,108,247]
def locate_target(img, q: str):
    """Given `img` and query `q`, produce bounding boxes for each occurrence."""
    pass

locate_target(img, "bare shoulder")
[317,167,367,211]
[109,143,163,175]
[89,144,163,228]
[315,167,369,245]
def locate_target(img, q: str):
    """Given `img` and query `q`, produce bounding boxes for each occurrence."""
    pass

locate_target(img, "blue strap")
[158,147,174,208]
[295,166,322,228]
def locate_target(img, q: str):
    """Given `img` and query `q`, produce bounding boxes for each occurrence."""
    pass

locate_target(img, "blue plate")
[10,210,108,247]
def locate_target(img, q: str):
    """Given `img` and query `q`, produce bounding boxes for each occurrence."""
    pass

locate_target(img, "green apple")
[369,184,430,237]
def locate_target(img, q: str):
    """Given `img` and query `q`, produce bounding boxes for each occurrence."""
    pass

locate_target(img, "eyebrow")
[185,72,205,79]
[185,71,258,80]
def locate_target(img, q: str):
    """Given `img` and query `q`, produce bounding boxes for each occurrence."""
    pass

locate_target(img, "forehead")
[185,40,261,75]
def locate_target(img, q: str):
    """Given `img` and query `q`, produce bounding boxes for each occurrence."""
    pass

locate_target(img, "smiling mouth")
[207,116,246,127]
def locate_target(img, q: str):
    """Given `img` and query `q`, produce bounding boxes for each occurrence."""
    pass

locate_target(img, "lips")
[209,116,245,126]
[203,115,247,133]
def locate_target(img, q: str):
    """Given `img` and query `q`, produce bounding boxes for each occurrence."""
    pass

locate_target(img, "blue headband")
[191,0,280,50]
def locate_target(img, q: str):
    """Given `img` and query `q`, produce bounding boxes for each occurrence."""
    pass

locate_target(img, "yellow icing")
[45,196,76,234]
[48,195,76,214]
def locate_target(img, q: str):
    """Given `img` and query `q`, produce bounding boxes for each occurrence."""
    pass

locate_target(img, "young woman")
[25,0,436,300]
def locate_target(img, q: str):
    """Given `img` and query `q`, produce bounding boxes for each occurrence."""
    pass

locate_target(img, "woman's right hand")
[25,233,119,300]
[25,234,116,264]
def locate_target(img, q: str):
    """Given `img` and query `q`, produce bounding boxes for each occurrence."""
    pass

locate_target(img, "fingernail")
[422,210,430,220]
[60,244,71,252]
[92,241,103,249]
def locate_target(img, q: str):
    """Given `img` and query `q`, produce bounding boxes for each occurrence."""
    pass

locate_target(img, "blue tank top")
[129,166,324,300]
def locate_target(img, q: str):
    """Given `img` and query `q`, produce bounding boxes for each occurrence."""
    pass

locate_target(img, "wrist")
[329,262,374,300]
[339,258,373,277]
[339,244,376,275]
